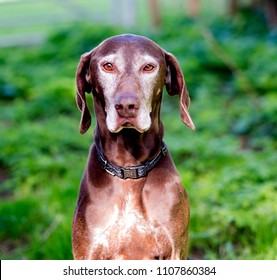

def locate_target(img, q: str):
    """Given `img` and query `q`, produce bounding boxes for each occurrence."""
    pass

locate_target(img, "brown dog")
[72,34,195,260]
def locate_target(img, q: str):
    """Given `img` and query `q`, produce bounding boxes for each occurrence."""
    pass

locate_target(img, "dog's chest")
[88,192,171,259]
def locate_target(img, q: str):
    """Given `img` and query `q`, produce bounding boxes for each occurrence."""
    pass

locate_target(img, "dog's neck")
[94,123,164,167]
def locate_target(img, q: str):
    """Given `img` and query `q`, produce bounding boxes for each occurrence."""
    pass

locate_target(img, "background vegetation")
[0,1,276,260]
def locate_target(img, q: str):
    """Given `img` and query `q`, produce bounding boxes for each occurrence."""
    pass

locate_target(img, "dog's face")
[76,34,195,134]
[90,35,167,133]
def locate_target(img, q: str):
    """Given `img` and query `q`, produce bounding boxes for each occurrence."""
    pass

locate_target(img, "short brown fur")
[72,34,194,260]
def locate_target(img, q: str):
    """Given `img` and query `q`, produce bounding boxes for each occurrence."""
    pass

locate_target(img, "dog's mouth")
[122,121,135,128]
[119,120,145,133]
[110,118,147,133]
[106,109,152,133]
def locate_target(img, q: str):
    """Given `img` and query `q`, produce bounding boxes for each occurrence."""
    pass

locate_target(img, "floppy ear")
[165,52,195,130]
[76,51,93,134]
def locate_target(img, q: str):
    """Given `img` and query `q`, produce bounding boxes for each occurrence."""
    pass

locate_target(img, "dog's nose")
[115,95,140,118]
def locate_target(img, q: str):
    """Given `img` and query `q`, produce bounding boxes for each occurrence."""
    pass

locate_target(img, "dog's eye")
[102,63,115,72]
[143,64,155,72]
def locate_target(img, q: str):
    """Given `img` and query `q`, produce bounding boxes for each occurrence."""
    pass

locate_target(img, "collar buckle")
[122,167,138,179]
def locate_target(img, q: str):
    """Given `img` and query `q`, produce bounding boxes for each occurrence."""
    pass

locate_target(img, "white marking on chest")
[91,193,153,250]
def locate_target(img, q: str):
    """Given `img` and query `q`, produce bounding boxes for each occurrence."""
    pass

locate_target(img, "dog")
[72,34,195,260]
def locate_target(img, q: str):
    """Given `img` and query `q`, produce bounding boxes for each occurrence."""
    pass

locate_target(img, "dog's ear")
[76,51,93,134]
[164,52,195,130]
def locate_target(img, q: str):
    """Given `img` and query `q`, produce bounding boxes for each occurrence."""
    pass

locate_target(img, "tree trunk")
[149,0,161,29]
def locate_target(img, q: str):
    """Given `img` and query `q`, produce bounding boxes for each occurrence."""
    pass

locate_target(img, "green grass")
[0,9,277,259]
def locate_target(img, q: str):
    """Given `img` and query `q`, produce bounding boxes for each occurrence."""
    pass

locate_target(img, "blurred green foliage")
[0,13,276,259]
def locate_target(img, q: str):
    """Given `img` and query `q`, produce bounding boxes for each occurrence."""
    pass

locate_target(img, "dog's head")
[76,34,195,134]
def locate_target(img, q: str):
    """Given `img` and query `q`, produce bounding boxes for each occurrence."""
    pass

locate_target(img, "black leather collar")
[95,142,167,180]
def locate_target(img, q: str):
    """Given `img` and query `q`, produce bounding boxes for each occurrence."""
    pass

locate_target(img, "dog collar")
[95,142,167,180]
